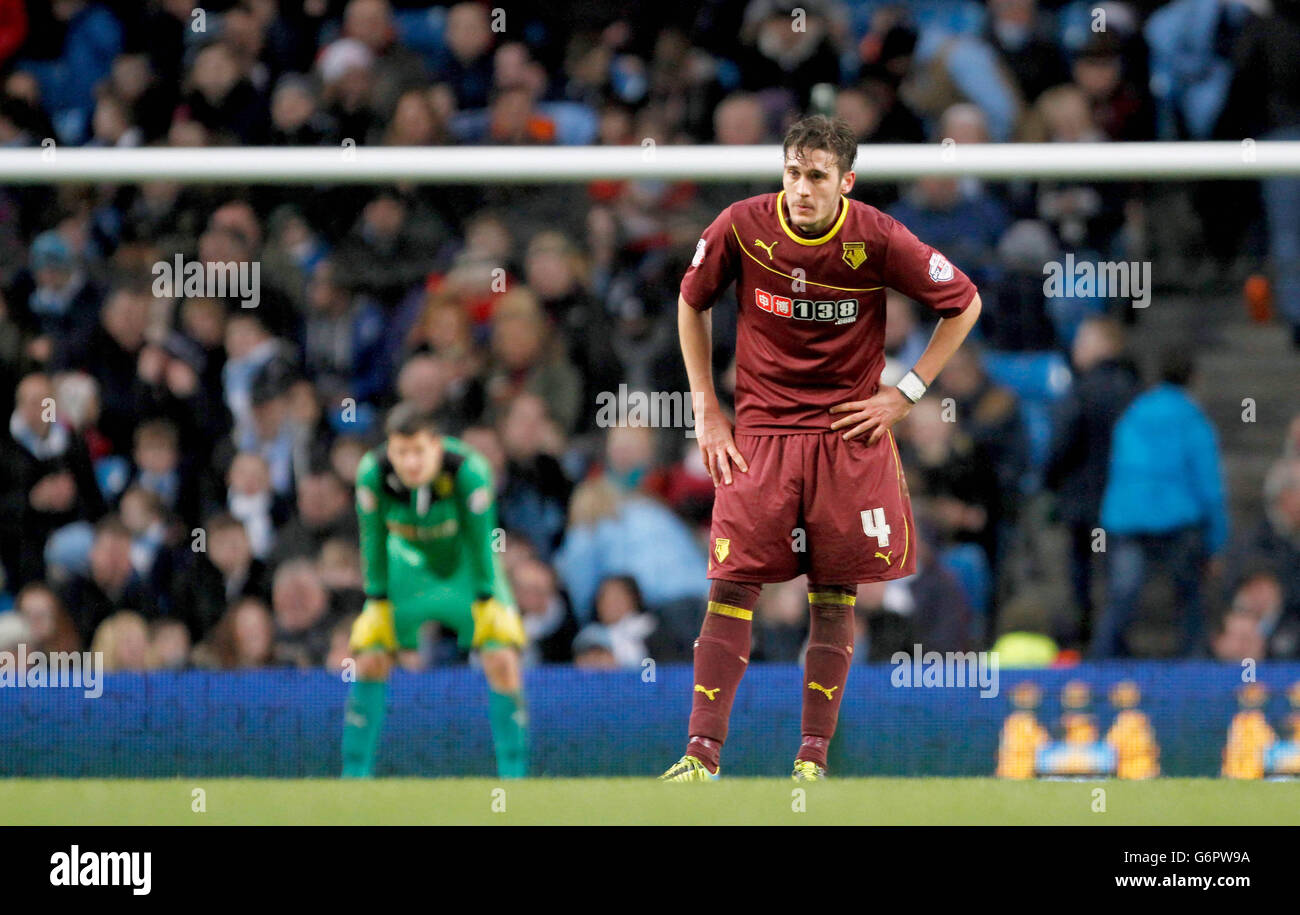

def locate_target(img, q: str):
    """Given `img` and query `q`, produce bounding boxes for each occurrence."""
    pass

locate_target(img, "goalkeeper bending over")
[342,402,528,778]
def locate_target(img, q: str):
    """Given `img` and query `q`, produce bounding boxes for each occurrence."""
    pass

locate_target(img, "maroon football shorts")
[706,429,917,584]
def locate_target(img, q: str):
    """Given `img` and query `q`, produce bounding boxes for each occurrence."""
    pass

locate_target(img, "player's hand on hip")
[830,386,913,445]
[695,411,748,486]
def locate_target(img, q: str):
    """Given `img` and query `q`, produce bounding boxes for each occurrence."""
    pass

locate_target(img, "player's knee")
[481,648,520,692]
[354,651,392,681]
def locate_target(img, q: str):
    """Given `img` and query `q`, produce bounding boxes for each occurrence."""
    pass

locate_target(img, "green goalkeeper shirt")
[355,436,512,607]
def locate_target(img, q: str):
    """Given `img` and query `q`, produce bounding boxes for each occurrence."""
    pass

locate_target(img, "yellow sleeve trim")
[707,601,753,621]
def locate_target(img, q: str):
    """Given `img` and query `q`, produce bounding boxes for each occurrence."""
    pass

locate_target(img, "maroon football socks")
[684,579,760,773]
[797,585,856,769]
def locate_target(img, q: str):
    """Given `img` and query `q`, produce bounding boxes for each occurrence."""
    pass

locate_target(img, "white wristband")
[897,369,928,404]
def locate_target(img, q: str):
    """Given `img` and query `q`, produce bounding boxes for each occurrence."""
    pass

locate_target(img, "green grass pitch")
[2,778,1298,825]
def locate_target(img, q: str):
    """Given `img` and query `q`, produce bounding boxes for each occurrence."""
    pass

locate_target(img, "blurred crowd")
[1,0,1299,670]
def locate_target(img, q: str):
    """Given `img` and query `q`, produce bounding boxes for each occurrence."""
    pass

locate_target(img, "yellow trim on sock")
[807,591,857,606]
[707,601,753,621]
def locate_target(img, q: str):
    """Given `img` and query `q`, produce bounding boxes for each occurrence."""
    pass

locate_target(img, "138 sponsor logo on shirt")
[753,288,859,325]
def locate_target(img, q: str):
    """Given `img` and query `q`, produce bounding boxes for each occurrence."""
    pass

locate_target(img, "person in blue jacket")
[1094,347,1228,657]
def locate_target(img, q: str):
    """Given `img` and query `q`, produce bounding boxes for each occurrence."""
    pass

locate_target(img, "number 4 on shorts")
[860,507,890,547]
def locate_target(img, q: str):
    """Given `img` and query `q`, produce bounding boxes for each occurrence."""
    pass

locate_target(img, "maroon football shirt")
[681,191,977,434]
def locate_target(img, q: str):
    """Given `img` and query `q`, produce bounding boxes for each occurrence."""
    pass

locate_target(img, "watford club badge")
[714,538,730,564]
[841,241,867,269]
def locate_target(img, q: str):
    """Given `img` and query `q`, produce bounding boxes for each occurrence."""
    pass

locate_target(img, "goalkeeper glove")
[349,598,397,653]
[470,595,526,649]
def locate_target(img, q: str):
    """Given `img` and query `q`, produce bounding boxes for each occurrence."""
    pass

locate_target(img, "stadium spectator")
[170,512,271,643]
[221,310,285,444]
[735,0,842,109]
[896,397,1002,590]
[180,41,270,145]
[14,581,81,654]
[268,465,358,568]
[983,0,1070,106]
[553,476,709,622]
[495,394,572,560]
[193,595,276,670]
[0,610,26,656]
[513,557,578,665]
[329,436,369,487]
[14,0,122,145]
[887,176,1010,289]
[1024,85,1131,257]
[434,1,496,111]
[1094,348,1228,657]
[317,35,378,144]
[12,229,103,364]
[339,0,426,114]
[317,537,365,621]
[59,515,157,645]
[1070,32,1155,143]
[1222,457,1300,624]
[1045,316,1142,643]
[572,575,657,669]
[484,287,583,433]
[1211,609,1266,663]
[54,287,150,454]
[91,609,151,672]
[269,73,334,146]
[126,419,185,514]
[230,358,302,499]
[1225,569,1300,660]
[644,436,716,530]
[933,346,1029,519]
[220,451,288,561]
[117,485,168,582]
[302,259,389,405]
[0,371,105,589]
[270,559,336,668]
[148,618,191,670]
[524,230,623,415]
[571,624,618,669]
[980,219,1063,349]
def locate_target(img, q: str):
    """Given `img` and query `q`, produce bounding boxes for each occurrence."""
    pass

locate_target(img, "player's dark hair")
[782,115,857,178]
[384,401,440,438]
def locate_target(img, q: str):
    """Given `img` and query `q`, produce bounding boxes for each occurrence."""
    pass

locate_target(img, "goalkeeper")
[342,402,528,778]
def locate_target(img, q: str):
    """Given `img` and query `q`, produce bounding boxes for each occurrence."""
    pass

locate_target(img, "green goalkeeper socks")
[342,680,388,777]
[488,689,529,778]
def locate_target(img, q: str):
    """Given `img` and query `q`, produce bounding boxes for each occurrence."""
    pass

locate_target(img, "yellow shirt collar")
[777,190,849,246]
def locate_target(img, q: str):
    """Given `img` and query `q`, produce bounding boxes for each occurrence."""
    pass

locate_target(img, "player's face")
[782,148,854,234]
[387,431,444,489]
